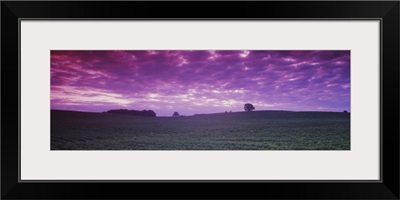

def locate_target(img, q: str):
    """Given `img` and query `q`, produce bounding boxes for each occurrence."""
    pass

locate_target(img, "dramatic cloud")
[51,50,350,116]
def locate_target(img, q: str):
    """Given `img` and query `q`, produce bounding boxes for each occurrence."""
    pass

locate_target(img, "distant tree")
[172,112,180,117]
[142,110,156,117]
[244,103,255,112]
[343,110,348,113]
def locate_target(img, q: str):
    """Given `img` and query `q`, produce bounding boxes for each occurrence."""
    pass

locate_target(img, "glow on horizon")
[51,50,350,116]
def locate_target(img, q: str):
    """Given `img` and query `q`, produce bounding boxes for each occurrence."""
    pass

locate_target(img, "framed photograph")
[2,1,399,199]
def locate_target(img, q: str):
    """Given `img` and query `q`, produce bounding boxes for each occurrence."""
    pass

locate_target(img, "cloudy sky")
[51,50,350,116]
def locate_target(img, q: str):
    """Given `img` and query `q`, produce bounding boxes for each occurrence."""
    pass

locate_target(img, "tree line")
[106,103,256,118]
[106,109,156,117]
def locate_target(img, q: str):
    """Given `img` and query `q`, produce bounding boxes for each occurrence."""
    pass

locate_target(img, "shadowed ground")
[51,110,350,150]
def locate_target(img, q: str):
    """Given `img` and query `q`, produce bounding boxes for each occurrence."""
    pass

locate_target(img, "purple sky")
[51,50,350,116]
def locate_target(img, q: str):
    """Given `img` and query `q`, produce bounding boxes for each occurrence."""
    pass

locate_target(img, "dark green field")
[51,110,350,150]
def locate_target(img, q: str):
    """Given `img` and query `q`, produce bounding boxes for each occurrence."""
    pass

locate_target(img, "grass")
[51,110,350,150]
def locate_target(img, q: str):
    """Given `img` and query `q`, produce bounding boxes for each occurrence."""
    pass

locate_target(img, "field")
[51,110,350,150]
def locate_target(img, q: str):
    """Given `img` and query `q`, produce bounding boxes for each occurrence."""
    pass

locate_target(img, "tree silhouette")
[172,112,180,117]
[244,103,255,112]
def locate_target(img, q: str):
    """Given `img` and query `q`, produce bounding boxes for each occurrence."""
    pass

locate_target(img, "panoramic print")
[51,50,350,150]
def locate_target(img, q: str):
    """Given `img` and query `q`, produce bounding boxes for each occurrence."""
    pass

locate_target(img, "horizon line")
[51,108,351,116]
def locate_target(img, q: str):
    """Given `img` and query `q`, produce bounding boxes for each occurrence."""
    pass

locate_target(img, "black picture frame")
[2,1,399,199]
